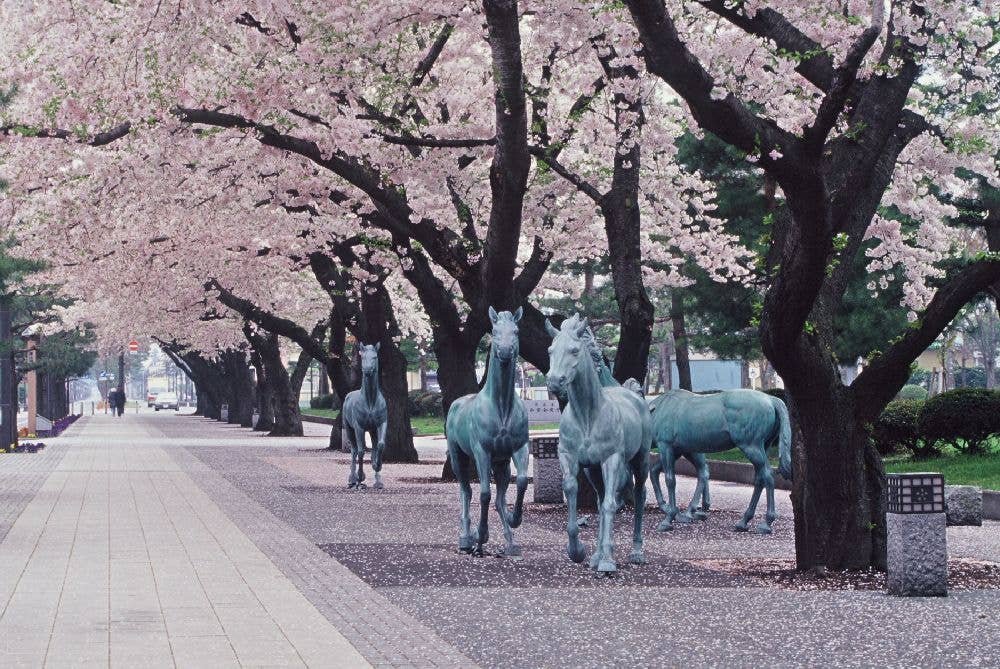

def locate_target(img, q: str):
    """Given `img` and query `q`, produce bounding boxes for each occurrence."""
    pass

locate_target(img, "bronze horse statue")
[342,343,388,490]
[445,307,529,558]
[546,314,651,574]
[649,389,792,533]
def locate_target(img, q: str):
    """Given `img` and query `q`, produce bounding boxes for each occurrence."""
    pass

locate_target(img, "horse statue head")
[488,306,523,364]
[359,342,381,380]
[544,313,590,399]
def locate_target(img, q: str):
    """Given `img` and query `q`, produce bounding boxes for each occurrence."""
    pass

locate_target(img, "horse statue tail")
[770,396,793,481]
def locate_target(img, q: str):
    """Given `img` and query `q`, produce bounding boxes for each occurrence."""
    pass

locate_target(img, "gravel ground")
[149,413,1000,667]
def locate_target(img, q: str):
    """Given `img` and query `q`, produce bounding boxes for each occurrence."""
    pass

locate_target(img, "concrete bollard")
[220,404,229,422]
[887,473,948,597]
[529,437,562,503]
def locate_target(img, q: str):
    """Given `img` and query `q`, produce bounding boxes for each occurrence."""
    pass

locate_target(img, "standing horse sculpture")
[342,343,388,490]
[445,307,529,558]
[546,314,651,574]
[649,389,792,533]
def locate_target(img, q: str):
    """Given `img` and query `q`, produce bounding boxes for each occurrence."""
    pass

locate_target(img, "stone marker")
[530,437,562,503]
[944,485,982,526]
[220,403,229,422]
[886,473,947,597]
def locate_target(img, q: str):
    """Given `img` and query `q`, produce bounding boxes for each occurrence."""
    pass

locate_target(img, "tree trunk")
[379,339,417,462]
[249,330,303,437]
[222,350,254,427]
[789,382,886,571]
[436,331,479,480]
[670,291,692,391]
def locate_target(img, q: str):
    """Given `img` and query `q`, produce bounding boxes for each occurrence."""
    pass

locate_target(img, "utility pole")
[0,296,12,451]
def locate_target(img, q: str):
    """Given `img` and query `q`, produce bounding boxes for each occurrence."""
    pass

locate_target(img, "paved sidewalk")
[0,415,370,668]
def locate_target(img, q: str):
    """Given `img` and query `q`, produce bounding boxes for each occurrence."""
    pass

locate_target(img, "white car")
[154,392,179,411]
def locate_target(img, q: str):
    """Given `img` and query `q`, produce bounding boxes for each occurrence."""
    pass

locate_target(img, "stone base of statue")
[530,437,562,503]
[887,512,948,597]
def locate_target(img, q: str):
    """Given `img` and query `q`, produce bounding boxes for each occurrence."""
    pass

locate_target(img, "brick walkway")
[2,412,998,668]
[0,415,370,668]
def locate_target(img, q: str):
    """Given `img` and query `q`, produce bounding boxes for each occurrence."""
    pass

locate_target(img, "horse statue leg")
[678,453,710,522]
[559,452,587,564]
[353,426,368,490]
[371,421,387,490]
[447,440,475,553]
[471,448,492,556]
[491,459,522,558]
[734,444,772,533]
[583,465,604,569]
[346,423,360,488]
[594,453,624,574]
[649,454,669,514]
[656,445,679,532]
[507,442,529,528]
[628,450,649,565]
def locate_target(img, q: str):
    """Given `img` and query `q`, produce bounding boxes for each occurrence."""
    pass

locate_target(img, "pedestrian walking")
[114,388,126,417]
[107,388,117,416]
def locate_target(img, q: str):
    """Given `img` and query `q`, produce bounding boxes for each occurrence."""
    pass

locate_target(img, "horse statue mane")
[580,323,643,396]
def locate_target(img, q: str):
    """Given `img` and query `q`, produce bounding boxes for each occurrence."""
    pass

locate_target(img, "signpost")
[524,399,560,424]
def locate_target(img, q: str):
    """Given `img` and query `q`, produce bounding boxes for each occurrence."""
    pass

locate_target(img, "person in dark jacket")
[107,388,118,416]
[114,388,126,417]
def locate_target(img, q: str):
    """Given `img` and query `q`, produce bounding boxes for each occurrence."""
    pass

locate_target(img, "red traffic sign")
[128,341,140,353]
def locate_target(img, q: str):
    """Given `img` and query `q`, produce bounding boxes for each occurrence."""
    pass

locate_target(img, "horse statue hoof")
[656,519,674,532]
[675,512,695,524]
[499,544,523,559]
[577,516,590,528]
[372,480,384,490]
[733,523,750,532]
[472,545,486,558]
[458,535,474,553]
[356,483,367,491]
[567,542,587,564]
[596,559,617,574]
[693,510,709,520]
[754,524,773,535]
[628,551,647,566]
[589,552,601,569]
[658,504,670,515]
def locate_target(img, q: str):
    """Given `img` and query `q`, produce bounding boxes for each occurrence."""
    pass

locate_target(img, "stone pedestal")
[945,485,982,526]
[530,437,562,503]
[887,512,948,597]
[220,404,229,422]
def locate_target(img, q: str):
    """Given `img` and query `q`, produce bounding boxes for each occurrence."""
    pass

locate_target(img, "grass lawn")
[671,445,1000,490]
[301,409,558,437]
[885,451,1000,490]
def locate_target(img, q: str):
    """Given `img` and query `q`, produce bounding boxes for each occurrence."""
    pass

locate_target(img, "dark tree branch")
[852,258,1000,415]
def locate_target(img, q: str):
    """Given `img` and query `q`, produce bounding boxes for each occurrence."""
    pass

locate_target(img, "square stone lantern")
[886,473,948,597]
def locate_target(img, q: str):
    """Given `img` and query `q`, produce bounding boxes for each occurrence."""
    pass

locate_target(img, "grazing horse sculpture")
[649,389,792,534]
[445,307,529,558]
[342,343,388,490]
[546,314,651,574]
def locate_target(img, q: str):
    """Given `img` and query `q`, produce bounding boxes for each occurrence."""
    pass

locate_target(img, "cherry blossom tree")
[622,0,1000,569]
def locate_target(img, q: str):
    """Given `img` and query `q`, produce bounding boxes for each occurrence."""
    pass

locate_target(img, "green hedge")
[916,388,1000,455]
[872,399,924,456]
[310,393,340,410]
[408,389,443,417]
[897,384,928,401]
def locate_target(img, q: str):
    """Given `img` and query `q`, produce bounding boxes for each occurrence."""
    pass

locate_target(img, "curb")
[672,456,999,521]
[671,456,792,491]
[301,414,338,426]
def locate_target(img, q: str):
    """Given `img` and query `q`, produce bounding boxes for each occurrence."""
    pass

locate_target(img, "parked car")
[154,392,179,411]
[147,392,158,407]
